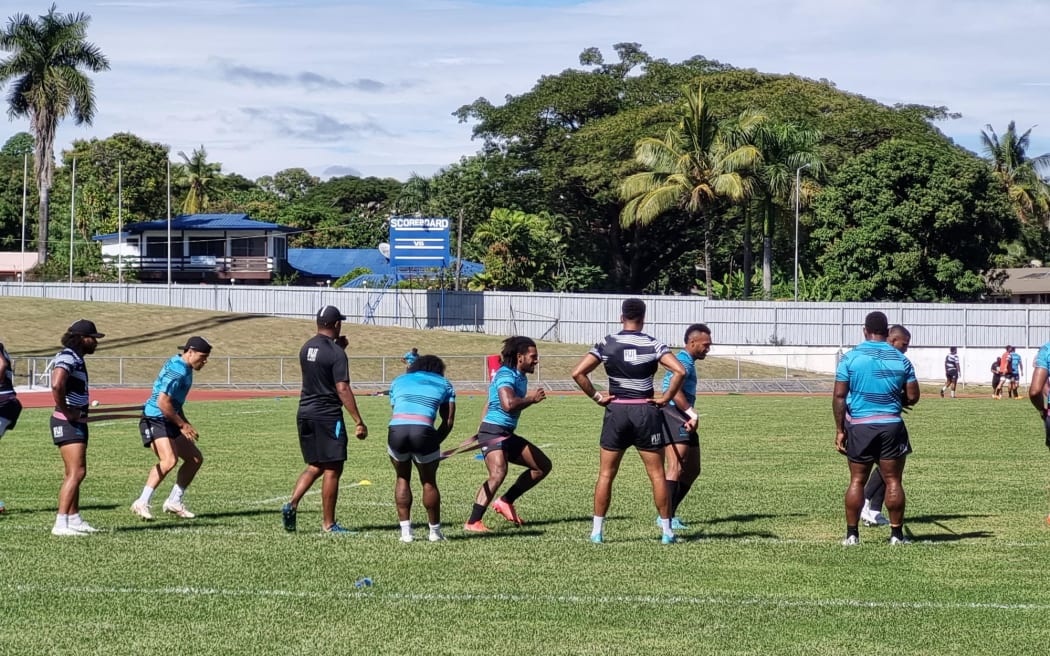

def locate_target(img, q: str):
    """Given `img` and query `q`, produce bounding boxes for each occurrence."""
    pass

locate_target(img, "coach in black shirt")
[281,305,368,534]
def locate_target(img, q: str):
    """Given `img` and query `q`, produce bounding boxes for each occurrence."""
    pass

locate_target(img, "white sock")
[167,485,186,504]
[55,513,68,528]
[69,513,82,525]
[660,517,674,537]
[137,486,155,505]
[399,520,412,537]
[428,522,441,534]
[591,516,604,536]
[951,391,956,398]
[862,499,871,513]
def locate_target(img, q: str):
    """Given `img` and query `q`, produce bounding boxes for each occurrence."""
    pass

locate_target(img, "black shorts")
[600,402,664,452]
[1008,374,1020,383]
[661,405,699,447]
[139,416,180,447]
[51,414,89,446]
[945,371,958,383]
[387,424,441,464]
[297,416,348,464]
[845,421,910,463]
[477,422,529,459]
[0,397,22,436]
[1043,415,1050,449]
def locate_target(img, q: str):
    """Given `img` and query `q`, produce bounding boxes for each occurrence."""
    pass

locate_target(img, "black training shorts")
[600,402,664,452]
[845,420,909,463]
[477,422,529,459]
[139,415,180,448]
[661,405,699,447]
[297,416,348,464]
[0,397,22,435]
[50,414,89,446]
[387,424,441,464]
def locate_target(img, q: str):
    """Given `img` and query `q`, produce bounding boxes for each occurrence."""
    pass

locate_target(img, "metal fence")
[10,353,834,392]
[4,282,1050,348]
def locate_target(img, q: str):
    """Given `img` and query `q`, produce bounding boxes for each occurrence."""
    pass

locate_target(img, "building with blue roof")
[93,213,296,284]
[288,248,483,287]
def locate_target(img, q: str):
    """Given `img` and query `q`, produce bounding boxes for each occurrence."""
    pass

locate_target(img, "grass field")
[1,393,1049,654]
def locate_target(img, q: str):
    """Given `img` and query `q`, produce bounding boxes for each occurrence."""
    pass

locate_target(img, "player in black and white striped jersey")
[572,298,686,544]
[941,347,960,398]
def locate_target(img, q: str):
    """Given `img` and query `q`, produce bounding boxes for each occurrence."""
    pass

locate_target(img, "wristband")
[593,392,603,403]
[684,408,698,421]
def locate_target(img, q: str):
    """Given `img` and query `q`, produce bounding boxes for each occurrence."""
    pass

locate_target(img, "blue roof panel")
[287,247,482,284]
[120,213,296,234]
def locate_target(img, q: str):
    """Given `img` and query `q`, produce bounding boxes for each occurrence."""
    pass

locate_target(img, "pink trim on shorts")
[391,413,434,425]
[610,398,653,405]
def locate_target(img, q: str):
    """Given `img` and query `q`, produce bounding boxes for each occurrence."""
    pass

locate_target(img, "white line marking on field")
[245,481,375,507]
[4,584,1049,612]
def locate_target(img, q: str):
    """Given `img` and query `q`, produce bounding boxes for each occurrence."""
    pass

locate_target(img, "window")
[145,236,174,258]
[188,236,226,258]
[273,237,287,260]
[231,236,266,257]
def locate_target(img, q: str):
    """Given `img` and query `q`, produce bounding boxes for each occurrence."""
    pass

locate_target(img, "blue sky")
[3,0,1048,181]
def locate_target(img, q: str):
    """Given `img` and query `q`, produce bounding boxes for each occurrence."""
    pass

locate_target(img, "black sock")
[467,503,487,524]
[671,482,692,517]
[891,525,904,541]
[664,479,678,514]
[846,525,859,539]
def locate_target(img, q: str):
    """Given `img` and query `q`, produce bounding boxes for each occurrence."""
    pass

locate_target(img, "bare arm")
[498,382,545,413]
[436,401,455,441]
[571,353,614,406]
[1030,367,1048,416]
[833,380,849,455]
[158,392,198,441]
[903,380,920,408]
[50,367,81,423]
[655,352,686,407]
[336,381,367,439]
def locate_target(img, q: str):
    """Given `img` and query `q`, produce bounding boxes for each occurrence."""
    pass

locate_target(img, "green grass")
[1,394,1049,654]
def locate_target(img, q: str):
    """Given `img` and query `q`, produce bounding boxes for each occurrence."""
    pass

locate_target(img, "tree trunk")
[37,184,50,264]
[762,199,773,297]
[742,205,752,299]
[704,219,712,299]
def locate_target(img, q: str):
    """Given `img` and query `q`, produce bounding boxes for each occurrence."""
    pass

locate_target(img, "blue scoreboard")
[389,216,451,269]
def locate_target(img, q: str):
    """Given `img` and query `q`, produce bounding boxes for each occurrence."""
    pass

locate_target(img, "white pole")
[118,160,123,284]
[793,163,811,302]
[167,159,172,305]
[69,157,76,284]
[20,153,27,287]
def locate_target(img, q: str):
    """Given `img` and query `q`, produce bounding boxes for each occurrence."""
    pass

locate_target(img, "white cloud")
[5,0,1048,180]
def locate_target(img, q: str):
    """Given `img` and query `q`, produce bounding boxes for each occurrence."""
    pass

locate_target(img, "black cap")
[68,319,104,338]
[179,336,213,354]
[317,305,347,323]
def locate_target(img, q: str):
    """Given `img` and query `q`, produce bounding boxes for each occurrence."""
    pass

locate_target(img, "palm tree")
[620,84,764,296]
[980,122,1050,225]
[0,4,109,264]
[396,172,433,215]
[753,122,823,297]
[176,145,221,214]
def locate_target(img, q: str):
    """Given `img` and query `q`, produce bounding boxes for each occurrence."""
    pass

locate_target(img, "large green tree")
[810,140,1018,301]
[0,4,109,263]
[980,121,1050,225]
[0,132,35,247]
[619,84,763,296]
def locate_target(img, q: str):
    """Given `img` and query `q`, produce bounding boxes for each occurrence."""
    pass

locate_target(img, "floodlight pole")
[793,163,812,302]
[20,153,27,287]
[69,158,76,284]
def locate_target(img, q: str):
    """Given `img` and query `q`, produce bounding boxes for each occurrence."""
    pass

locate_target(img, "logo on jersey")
[624,349,637,362]
[307,348,319,362]
[650,432,661,445]
[53,426,64,439]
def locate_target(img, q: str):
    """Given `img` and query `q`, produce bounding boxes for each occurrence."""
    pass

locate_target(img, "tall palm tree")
[396,172,433,215]
[176,145,221,214]
[753,122,823,297]
[620,84,763,296]
[980,122,1050,225]
[0,4,109,263]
